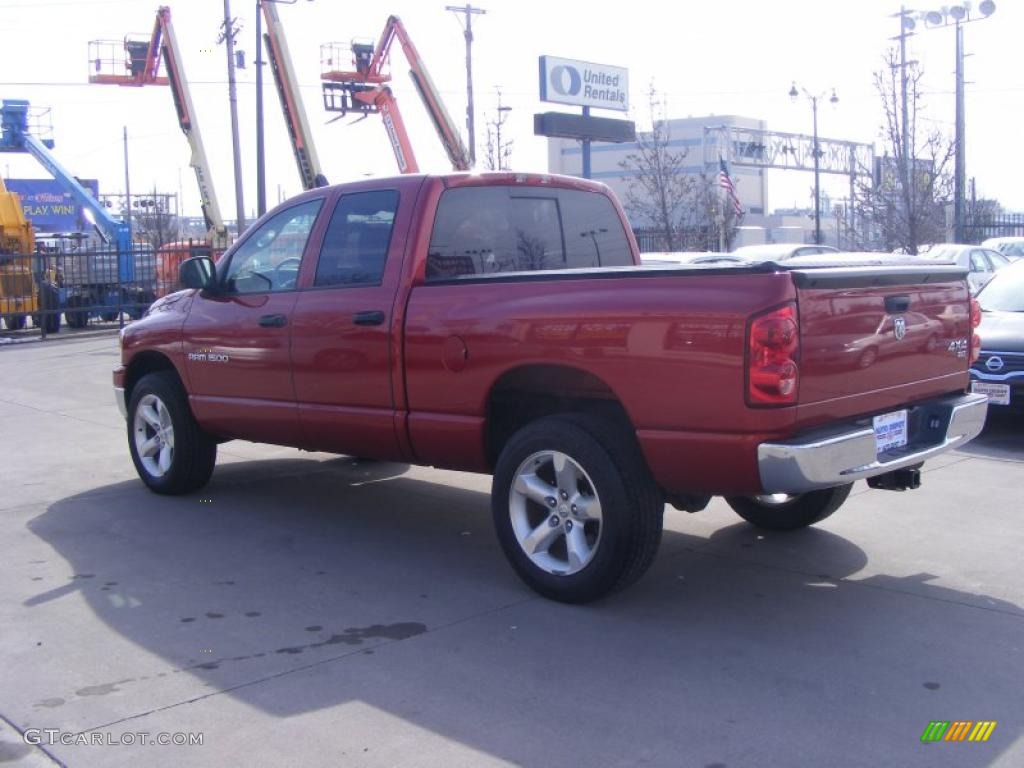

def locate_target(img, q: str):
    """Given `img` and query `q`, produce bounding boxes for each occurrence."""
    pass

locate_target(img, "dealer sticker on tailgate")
[874,410,908,454]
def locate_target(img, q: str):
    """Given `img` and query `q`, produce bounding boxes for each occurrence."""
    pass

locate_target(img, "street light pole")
[790,82,837,246]
[811,95,821,245]
[954,18,966,241]
[904,2,996,243]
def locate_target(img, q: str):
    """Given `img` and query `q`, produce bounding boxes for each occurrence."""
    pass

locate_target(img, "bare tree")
[619,84,740,251]
[483,90,514,171]
[134,203,177,248]
[854,51,954,253]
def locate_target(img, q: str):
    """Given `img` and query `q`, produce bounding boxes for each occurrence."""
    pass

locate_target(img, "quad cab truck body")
[114,173,988,602]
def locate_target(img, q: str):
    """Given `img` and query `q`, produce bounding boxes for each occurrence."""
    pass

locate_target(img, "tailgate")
[790,263,972,427]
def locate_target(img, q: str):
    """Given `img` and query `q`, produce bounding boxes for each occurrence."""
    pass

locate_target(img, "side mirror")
[180,256,217,292]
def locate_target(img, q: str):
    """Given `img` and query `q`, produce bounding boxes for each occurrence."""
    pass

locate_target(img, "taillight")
[747,302,799,406]
[969,297,982,364]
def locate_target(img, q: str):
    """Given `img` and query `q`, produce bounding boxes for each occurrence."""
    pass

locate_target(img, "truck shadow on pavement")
[952,412,1023,461]
[23,455,1024,766]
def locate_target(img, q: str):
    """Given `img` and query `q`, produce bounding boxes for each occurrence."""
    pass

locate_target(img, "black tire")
[100,311,119,322]
[725,484,853,531]
[128,290,156,320]
[32,284,62,334]
[64,296,89,329]
[4,314,26,330]
[491,414,664,603]
[857,346,878,368]
[127,371,217,495]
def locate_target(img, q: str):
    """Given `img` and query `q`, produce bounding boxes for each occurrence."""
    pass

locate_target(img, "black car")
[970,260,1024,414]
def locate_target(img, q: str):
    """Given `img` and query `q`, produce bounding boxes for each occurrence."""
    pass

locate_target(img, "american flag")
[718,157,743,216]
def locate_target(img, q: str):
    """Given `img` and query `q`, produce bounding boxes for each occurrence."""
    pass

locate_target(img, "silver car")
[730,243,839,261]
[981,237,1024,261]
[926,244,1011,294]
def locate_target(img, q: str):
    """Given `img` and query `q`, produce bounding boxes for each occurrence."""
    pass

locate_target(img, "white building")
[546,115,768,228]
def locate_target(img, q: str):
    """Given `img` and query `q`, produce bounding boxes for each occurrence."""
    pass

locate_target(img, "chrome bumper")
[758,392,988,494]
[114,386,127,419]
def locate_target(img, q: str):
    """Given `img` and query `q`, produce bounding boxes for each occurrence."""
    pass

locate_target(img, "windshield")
[977,263,1024,312]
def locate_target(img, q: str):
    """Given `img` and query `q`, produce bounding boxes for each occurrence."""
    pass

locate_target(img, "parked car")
[640,251,745,266]
[925,244,1011,294]
[114,172,987,603]
[970,259,1024,414]
[980,237,1024,261]
[731,243,839,261]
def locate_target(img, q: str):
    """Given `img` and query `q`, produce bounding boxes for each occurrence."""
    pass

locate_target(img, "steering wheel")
[272,257,302,289]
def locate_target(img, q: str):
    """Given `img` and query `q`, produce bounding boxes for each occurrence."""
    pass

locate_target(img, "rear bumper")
[758,392,988,494]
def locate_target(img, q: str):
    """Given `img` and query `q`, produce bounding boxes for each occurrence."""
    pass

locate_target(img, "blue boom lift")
[0,98,147,328]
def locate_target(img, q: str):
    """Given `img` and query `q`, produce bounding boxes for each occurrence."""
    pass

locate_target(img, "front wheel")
[127,372,217,494]
[491,414,663,603]
[4,314,26,330]
[725,484,853,531]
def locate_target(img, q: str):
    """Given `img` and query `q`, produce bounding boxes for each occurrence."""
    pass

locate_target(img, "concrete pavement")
[1,335,1021,767]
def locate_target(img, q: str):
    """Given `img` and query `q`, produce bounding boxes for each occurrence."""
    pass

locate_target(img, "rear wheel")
[725,484,853,531]
[64,296,89,329]
[4,314,26,330]
[491,414,663,603]
[127,372,217,494]
[32,284,62,334]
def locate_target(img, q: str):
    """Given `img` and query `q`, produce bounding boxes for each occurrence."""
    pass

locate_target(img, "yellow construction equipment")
[0,176,37,330]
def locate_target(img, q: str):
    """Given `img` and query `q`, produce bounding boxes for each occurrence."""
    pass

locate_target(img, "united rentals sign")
[538,56,628,112]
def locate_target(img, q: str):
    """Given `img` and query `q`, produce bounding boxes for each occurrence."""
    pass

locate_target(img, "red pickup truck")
[114,172,987,602]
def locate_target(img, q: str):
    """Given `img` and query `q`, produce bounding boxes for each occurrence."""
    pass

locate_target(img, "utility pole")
[219,1,246,233]
[255,0,266,218]
[121,126,131,329]
[445,4,486,167]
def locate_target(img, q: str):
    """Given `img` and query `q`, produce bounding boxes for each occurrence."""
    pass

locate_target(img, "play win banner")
[5,178,99,233]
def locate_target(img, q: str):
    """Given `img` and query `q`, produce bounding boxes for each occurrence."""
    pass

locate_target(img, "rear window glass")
[426,186,631,280]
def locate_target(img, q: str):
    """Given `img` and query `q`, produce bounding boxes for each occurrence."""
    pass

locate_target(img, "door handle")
[353,310,385,326]
[258,313,287,328]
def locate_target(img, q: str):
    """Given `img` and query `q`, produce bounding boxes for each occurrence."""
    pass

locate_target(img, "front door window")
[222,200,324,293]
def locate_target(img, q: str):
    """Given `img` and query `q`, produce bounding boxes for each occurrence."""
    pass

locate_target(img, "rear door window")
[426,186,631,279]
[984,250,1010,271]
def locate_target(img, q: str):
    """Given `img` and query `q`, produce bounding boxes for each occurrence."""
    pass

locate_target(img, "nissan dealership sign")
[539,56,629,112]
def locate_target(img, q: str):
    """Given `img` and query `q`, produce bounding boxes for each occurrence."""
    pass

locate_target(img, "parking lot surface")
[1,334,1022,767]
